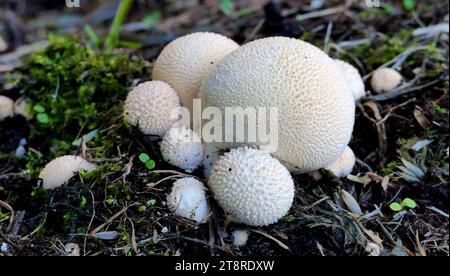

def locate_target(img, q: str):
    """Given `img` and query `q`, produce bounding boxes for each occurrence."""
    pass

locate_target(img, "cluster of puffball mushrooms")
[10,32,406,229]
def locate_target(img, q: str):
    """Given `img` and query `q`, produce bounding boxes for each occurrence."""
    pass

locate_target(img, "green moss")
[18,35,147,158]
[350,30,413,71]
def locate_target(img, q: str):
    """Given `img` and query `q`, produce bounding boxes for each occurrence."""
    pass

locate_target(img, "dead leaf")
[341,189,363,215]
[381,176,390,191]
[414,106,432,130]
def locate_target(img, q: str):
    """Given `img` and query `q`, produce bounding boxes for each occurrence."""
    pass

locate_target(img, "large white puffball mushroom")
[201,37,355,174]
[123,81,181,136]
[208,147,294,226]
[334,59,366,100]
[371,68,403,94]
[160,126,203,173]
[232,230,250,247]
[167,178,210,223]
[39,155,97,190]
[324,146,355,177]
[152,32,239,115]
[0,95,14,121]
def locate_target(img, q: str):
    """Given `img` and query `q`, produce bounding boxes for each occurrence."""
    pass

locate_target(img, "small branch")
[296,5,347,21]
[362,79,440,102]
[90,202,139,236]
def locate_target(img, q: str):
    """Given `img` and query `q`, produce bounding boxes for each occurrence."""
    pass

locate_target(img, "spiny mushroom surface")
[371,67,403,93]
[39,155,97,190]
[208,147,294,226]
[324,146,355,177]
[160,126,203,173]
[152,32,239,115]
[334,59,366,100]
[123,81,181,136]
[201,37,355,173]
[167,177,210,223]
[0,95,14,121]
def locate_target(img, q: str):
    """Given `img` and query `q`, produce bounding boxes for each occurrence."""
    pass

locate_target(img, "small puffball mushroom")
[39,155,97,190]
[153,32,239,114]
[201,37,355,173]
[123,81,181,136]
[208,147,294,226]
[167,178,210,223]
[0,95,14,121]
[371,68,403,93]
[324,146,355,177]
[160,126,203,173]
[334,59,366,100]
[232,230,250,247]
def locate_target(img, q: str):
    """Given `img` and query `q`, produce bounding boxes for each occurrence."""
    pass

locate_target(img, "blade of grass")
[104,0,134,54]
[84,25,99,47]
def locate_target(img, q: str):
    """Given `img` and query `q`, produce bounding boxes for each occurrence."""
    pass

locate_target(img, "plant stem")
[104,0,134,54]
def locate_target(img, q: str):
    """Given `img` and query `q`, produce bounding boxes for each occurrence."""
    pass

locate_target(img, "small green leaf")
[403,0,416,11]
[33,104,46,113]
[401,198,417,209]
[138,205,146,212]
[139,153,150,163]
[284,215,296,222]
[142,11,161,27]
[123,119,132,132]
[389,202,403,212]
[383,4,395,15]
[36,113,49,124]
[146,199,156,206]
[219,0,234,16]
[145,159,156,170]
[80,196,87,209]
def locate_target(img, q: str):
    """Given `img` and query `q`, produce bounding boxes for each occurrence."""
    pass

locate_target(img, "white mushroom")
[232,230,250,247]
[153,32,239,115]
[208,147,294,226]
[39,155,97,190]
[167,178,210,223]
[0,95,14,121]
[123,81,181,136]
[334,59,366,100]
[201,37,355,173]
[324,146,355,177]
[370,68,403,93]
[160,126,203,173]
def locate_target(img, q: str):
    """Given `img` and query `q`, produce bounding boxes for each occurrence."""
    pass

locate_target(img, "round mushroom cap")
[167,177,210,223]
[371,68,403,94]
[232,229,250,247]
[152,32,239,115]
[39,155,97,190]
[208,147,294,226]
[123,81,181,136]
[160,126,203,173]
[201,37,355,173]
[334,59,366,100]
[324,146,355,177]
[0,95,14,121]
